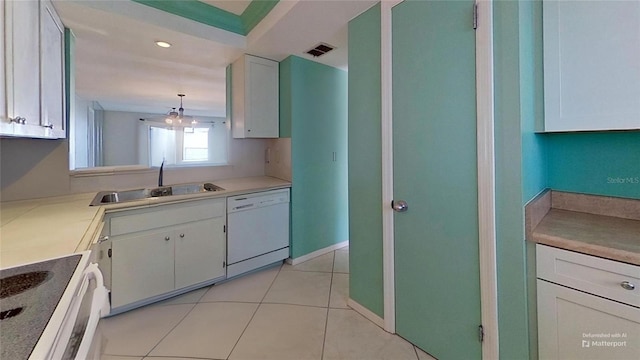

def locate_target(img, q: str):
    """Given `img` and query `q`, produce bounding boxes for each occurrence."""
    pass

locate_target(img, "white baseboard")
[347,298,386,330]
[288,240,349,265]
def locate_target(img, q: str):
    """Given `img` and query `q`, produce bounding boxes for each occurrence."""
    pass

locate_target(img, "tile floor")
[97,246,437,360]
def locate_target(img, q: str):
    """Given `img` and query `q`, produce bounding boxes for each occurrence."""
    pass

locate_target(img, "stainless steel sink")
[170,182,225,195]
[89,183,225,206]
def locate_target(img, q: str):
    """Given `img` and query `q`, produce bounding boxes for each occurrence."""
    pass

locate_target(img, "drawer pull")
[620,281,635,291]
[165,236,170,241]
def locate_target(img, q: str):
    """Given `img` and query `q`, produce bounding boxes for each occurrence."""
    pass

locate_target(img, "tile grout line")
[320,250,336,360]
[225,262,285,360]
[260,301,336,310]
[142,302,199,358]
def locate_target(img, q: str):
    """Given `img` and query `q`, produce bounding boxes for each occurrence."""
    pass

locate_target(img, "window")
[149,122,228,167]
[183,127,209,161]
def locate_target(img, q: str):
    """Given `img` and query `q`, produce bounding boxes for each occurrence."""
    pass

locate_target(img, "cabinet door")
[543,1,640,131]
[538,280,640,360]
[111,230,175,309]
[174,217,226,289]
[5,0,40,129]
[245,55,279,138]
[40,0,65,138]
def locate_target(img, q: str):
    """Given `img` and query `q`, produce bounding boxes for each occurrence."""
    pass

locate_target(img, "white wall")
[102,110,141,166]
[1,138,72,201]
[73,96,90,168]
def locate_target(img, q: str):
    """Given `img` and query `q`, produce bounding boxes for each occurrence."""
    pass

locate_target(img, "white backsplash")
[0,137,270,202]
[265,138,292,182]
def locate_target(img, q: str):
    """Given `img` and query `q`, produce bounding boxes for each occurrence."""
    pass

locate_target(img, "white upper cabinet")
[2,0,66,139]
[232,54,279,138]
[4,1,41,132]
[40,0,65,136]
[543,1,640,132]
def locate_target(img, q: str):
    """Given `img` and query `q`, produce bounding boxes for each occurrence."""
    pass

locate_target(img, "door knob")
[392,200,408,212]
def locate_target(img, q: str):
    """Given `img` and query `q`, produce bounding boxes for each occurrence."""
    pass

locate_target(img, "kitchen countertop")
[100,176,291,211]
[532,209,640,266]
[0,176,291,268]
[527,190,640,266]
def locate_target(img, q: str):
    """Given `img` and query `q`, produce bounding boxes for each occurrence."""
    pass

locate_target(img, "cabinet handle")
[98,235,109,243]
[9,117,26,125]
[41,124,54,129]
[165,236,170,241]
[180,233,185,238]
[620,281,635,291]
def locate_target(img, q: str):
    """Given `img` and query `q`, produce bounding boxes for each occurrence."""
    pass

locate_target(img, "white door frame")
[380,1,499,358]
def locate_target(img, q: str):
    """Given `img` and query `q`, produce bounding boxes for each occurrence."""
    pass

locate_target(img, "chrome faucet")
[158,159,164,187]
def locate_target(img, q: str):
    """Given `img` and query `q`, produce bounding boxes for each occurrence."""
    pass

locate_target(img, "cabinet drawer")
[110,198,225,235]
[537,244,640,307]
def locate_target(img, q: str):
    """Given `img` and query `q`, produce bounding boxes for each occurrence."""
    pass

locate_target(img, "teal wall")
[347,0,639,358]
[494,1,533,358]
[278,59,292,138]
[280,56,349,259]
[518,2,545,359]
[64,28,75,137]
[546,132,640,199]
[519,1,547,204]
[347,4,384,318]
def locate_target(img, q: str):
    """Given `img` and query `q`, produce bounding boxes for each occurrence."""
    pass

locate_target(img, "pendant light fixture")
[142,94,209,127]
[165,94,187,124]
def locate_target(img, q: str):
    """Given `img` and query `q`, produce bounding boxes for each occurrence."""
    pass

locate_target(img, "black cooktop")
[0,255,82,360]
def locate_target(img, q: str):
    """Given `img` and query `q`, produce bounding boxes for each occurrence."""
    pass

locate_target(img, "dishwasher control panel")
[227,189,290,213]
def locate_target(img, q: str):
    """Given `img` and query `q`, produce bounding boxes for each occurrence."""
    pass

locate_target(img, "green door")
[392,1,481,359]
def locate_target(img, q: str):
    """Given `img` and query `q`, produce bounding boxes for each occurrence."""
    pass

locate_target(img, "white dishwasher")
[227,188,290,278]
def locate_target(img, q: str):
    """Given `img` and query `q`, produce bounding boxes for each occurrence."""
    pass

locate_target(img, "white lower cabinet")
[174,217,226,289]
[537,280,640,360]
[111,229,175,308]
[537,245,640,360]
[107,198,226,310]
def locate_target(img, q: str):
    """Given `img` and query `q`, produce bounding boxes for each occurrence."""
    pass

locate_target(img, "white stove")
[0,252,109,359]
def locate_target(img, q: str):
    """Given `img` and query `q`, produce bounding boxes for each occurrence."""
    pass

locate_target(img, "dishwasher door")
[227,189,290,266]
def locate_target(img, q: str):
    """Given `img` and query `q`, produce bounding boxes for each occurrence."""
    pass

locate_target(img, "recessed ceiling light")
[155,41,171,48]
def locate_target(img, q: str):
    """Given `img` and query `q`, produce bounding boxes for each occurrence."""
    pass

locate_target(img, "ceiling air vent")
[305,43,335,57]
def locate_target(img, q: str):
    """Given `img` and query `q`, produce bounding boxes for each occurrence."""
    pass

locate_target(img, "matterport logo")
[582,332,628,348]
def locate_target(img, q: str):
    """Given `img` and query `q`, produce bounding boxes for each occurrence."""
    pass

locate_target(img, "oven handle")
[74,263,110,360]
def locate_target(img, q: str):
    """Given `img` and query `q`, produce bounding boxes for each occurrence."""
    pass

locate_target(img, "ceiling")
[53,0,377,117]
[200,0,252,16]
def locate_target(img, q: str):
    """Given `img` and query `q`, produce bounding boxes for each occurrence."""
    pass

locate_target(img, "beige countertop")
[528,191,640,266]
[100,176,291,211]
[0,176,291,269]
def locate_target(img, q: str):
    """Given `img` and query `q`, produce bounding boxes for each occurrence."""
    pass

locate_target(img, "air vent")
[305,43,335,57]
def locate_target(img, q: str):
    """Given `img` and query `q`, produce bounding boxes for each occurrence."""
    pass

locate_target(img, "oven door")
[48,263,109,360]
